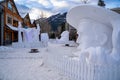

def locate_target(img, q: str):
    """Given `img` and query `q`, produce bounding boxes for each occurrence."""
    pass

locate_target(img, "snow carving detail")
[67,5,120,64]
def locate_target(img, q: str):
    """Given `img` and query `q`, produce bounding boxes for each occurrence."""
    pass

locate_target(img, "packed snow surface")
[0,43,76,80]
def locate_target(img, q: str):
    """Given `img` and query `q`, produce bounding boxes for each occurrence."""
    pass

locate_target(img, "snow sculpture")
[41,33,49,42]
[13,23,42,48]
[23,24,40,43]
[67,5,120,64]
[41,33,49,47]
[23,28,33,43]
[36,24,41,42]
[58,31,69,43]
[18,22,23,43]
[76,18,112,50]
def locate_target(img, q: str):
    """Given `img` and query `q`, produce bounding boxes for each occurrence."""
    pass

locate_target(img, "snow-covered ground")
[0,42,76,80]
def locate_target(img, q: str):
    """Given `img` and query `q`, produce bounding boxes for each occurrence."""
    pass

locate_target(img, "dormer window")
[8,1,12,11]
[13,7,16,13]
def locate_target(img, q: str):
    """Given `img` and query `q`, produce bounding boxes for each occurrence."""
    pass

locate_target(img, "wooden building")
[31,20,36,28]
[0,0,23,45]
[22,13,36,28]
[68,24,77,42]
[0,4,4,45]
[35,18,51,34]
[56,22,69,38]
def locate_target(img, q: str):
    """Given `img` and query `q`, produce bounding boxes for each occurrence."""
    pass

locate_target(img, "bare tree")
[40,11,46,18]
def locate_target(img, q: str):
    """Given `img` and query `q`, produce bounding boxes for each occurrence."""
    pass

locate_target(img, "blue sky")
[14,0,120,19]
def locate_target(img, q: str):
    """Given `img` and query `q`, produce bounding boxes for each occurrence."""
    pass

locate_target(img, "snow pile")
[57,31,69,44]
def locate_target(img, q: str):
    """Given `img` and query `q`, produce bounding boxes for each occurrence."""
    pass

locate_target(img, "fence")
[12,41,48,48]
[45,53,120,80]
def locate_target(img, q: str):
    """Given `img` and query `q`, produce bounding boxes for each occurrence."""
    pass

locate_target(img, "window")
[6,32,11,41]
[13,8,16,13]
[8,1,12,11]
[7,16,12,24]
[13,20,18,27]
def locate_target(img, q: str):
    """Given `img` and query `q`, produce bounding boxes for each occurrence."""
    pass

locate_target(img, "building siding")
[1,0,23,45]
[0,5,4,45]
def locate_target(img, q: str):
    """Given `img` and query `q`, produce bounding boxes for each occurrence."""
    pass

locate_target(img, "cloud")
[51,0,69,8]
[29,8,53,19]
[15,0,120,20]
[38,0,52,8]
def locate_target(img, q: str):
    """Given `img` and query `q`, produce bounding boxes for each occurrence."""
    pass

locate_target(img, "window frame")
[6,14,12,25]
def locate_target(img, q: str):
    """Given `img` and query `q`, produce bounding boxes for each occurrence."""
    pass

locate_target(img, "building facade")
[56,22,69,38]
[0,0,23,45]
[22,13,36,28]
[35,18,51,39]
[0,4,4,45]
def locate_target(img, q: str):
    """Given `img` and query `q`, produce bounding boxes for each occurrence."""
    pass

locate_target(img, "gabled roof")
[1,0,21,17]
[24,13,31,24]
[30,19,35,24]
[20,12,27,18]
[9,0,21,16]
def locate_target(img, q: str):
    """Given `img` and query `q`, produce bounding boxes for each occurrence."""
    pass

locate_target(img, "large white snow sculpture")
[23,28,33,43]
[14,23,41,48]
[67,5,120,64]
[23,24,40,43]
[76,18,112,50]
